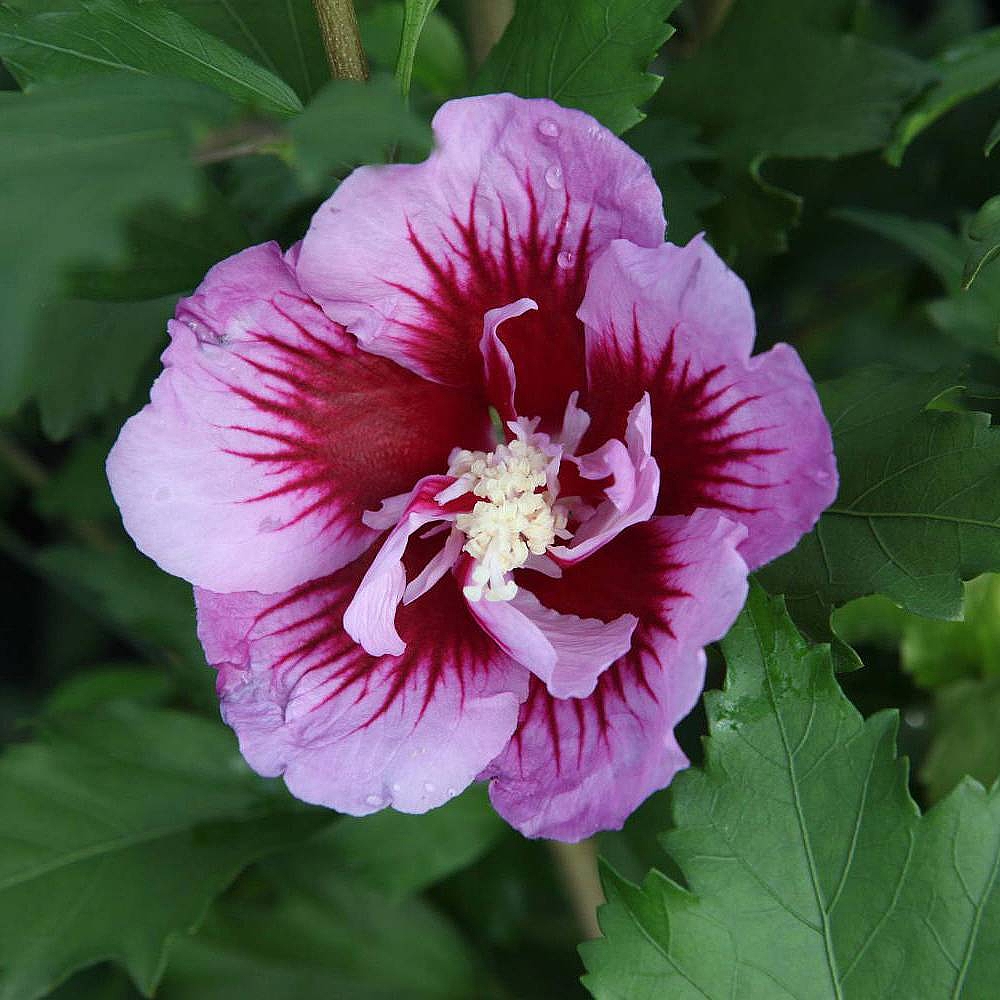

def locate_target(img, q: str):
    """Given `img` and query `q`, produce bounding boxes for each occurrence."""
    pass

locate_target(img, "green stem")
[312,0,369,81]
[548,838,605,940]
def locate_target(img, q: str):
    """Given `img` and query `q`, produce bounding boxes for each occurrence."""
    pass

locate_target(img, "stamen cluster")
[448,438,568,602]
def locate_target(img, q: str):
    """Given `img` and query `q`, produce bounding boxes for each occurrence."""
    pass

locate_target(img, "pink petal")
[581,238,837,570]
[480,298,537,422]
[295,94,665,430]
[403,527,465,605]
[552,395,660,564]
[196,543,529,815]
[461,560,638,699]
[485,510,748,841]
[107,243,490,594]
[344,475,457,657]
[557,391,591,454]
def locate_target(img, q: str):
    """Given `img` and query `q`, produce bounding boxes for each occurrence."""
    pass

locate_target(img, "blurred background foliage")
[1,0,1000,997]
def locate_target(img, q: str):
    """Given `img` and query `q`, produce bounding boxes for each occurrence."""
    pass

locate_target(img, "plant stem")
[466,0,513,67]
[312,0,369,81]
[194,121,287,166]
[548,838,605,940]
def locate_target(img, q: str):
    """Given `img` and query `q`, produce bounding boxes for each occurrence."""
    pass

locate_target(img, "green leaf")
[0,704,329,999]
[34,544,202,673]
[24,297,173,441]
[759,367,1000,660]
[834,574,1000,688]
[582,586,1000,999]
[626,116,719,245]
[164,0,326,102]
[270,784,507,900]
[835,207,965,290]
[835,207,1000,358]
[923,676,1000,802]
[887,26,1000,166]
[963,194,1000,289]
[0,0,302,117]
[656,0,934,258]
[475,0,679,135]
[34,436,119,522]
[704,156,803,260]
[659,1,934,163]
[67,192,249,302]
[0,75,233,419]
[43,665,173,715]
[159,869,484,1000]
[831,593,909,650]
[396,0,438,97]
[900,574,1000,688]
[288,73,432,192]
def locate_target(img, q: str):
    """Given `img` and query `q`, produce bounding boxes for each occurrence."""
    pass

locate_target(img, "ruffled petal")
[480,298,537,422]
[344,475,457,657]
[581,238,837,570]
[552,394,659,564]
[196,541,529,815]
[485,510,748,841]
[107,242,490,594]
[295,94,665,429]
[461,559,638,699]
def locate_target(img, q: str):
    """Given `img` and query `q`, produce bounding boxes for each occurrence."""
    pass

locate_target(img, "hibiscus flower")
[107,94,836,841]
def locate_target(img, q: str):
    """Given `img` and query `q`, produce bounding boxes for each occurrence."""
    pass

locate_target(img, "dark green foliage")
[288,73,432,190]
[760,368,1000,665]
[0,706,331,999]
[0,0,303,115]
[475,0,678,134]
[1,2,1000,998]
[0,76,235,420]
[583,589,1000,999]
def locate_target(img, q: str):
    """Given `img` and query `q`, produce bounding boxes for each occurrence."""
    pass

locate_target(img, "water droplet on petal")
[365,794,383,807]
[258,515,282,532]
[557,250,575,269]
[544,164,563,189]
[392,783,401,793]
[423,782,436,793]
[538,118,560,138]
[446,787,457,797]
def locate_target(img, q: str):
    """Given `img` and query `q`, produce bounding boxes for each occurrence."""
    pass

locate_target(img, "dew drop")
[365,794,383,807]
[446,787,457,798]
[557,250,575,269]
[537,118,560,138]
[544,164,563,189]
[392,783,401,793]
[423,781,436,793]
